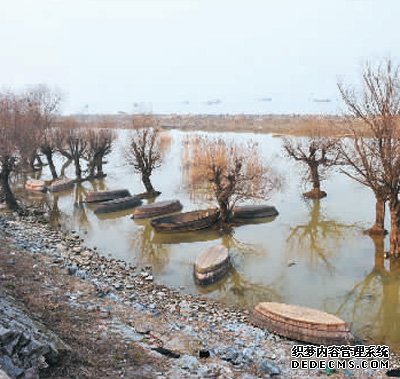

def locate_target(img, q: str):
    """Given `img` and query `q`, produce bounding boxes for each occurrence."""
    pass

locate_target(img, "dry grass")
[0,239,160,379]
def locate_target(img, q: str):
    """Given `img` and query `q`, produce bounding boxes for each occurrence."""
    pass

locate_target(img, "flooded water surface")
[20,129,400,351]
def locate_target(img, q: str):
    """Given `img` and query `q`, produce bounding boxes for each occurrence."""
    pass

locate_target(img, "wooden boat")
[151,209,219,233]
[94,196,142,214]
[25,179,47,193]
[133,200,183,219]
[85,189,131,203]
[251,302,354,345]
[49,178,75,193]
[194,245,230,285]
[232,205,278,220]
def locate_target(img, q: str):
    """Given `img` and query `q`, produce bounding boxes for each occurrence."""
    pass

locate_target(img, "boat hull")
[151,209,219,232]
[133,200,183,219]
[85,189,131,203]
[251,302,354,345]
[94,196,142,214]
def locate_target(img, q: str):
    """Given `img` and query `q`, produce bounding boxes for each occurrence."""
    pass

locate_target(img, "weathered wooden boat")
[133,200,183,219]
[134,191,161,199]
[85,189,131,203]
[25,179,47,193]
[232,205,278,220]
[94,196,142,214]
[49,178,75,193]
[151,209,219,233]
[251,302,354,345]
[194,245,230,285]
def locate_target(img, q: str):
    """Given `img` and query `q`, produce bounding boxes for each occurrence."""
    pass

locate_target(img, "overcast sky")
[0,0,398,114]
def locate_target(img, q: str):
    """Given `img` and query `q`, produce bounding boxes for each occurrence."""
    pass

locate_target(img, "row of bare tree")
[0,86,117,212]
[283,60,400,257]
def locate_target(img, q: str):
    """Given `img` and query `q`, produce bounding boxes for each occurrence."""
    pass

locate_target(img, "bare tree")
[59,126,88,181]
[0,93,27,211]
[84,129,115,179]
[338,60,400,256]
[283,134,339,199]
[26,85,62,178]
[185,136,281,224]
[125,127,162,195]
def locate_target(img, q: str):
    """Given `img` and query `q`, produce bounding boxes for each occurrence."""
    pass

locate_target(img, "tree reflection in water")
[130,220,170,272]
[194,232,283,307]
[336,236,400,350]
[286,199,359,273]
[196,265,282,307]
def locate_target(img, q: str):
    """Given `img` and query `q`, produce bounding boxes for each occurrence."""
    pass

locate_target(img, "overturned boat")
[194,245,231,285]
[232,205,278,220]
[85,189,131,203]
[94,196,142,215]
[151,209,219,232]
[49,178,75,193]
[132,200,183,219]
[25,179,47,193]
[251,302,354,345]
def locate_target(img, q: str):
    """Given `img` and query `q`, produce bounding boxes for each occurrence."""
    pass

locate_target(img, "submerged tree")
[84,129,115,179]
[125,127,163,195]
[283,134,339,199]
[338,60,400,255]
[185,136,281,224]
[60,126,88,181]
[26,85,62,175]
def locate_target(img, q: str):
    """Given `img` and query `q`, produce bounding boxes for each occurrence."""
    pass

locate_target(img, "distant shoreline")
[65,113,349,136]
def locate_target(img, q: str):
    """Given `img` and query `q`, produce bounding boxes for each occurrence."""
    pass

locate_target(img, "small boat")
[49,178,75,192]
[133,200,183,219]
[85,189,131,203]
[25,179,47,193]
[232,205,278,220]
[194,245,231,285]
[151,209,219,233]
[251,302,354,345]
[94,196,142,214]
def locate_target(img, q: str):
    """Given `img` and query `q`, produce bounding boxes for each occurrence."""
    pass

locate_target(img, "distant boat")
[313,98,332,103]
[205,99,222,106]
[258,97,273,102]
[151,209,219,232]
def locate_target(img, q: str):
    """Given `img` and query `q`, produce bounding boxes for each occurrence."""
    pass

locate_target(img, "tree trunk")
[44,152,58,179]
[366,196,386,235]
[96,155,104,177]
[0,166,19,211]
[304,163,326,199]
[217,201,231,224]
[35,154,44,167]
[389,199,400,257]
[142,173,155,194]
[310,164,320,190]
[60,159,72,177]
[74,157,82,180]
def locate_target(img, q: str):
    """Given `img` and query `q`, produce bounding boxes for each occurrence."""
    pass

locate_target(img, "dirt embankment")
[0,212,396,378]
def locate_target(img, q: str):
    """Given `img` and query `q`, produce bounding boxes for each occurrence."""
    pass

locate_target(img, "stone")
[178,355,199,370]
[259,360,281,376]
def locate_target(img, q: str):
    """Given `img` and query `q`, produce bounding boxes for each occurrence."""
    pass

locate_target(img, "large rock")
[0,295,70,379]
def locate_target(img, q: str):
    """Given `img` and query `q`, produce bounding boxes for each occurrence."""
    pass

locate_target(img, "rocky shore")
[0,211,396,378]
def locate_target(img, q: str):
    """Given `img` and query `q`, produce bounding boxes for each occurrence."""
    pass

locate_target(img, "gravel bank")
[0,211,395,378]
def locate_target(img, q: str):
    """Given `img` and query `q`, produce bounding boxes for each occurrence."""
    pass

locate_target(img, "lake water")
[19,129,400,351]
